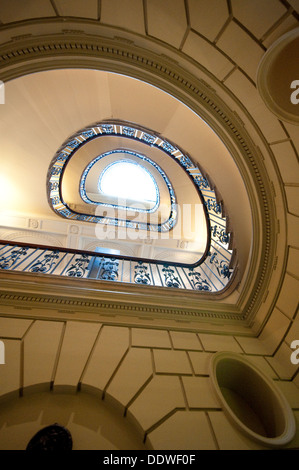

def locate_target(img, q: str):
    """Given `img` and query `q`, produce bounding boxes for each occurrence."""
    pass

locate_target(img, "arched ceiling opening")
[0,4,292,327]
[0,68,252,276]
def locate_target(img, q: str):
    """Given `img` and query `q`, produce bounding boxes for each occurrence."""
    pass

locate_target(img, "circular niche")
[210,352,296,448]
[257,27,299,125]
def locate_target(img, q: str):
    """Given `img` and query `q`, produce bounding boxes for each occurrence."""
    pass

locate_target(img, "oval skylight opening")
[99,160,158,205]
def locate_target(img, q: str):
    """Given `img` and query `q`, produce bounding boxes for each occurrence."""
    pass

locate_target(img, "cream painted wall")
[0,0,298,451]
[0,390,147,450]
[0,317,299,450]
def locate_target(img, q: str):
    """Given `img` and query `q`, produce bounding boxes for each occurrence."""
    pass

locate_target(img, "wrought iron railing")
[0,239,234,292]
[37,120,236,292]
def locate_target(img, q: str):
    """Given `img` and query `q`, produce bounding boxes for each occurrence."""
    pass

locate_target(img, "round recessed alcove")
[210,352,296,448]
[257,27,299,125]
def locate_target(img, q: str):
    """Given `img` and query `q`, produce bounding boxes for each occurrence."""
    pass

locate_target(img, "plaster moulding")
[0,269,244,321]
[1,230,64,247]
[0,27,284,326]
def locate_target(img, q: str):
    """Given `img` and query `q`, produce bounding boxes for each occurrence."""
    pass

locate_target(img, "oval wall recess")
[210,352,296,448]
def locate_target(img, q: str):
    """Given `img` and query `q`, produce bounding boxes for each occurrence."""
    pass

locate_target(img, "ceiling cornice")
[0,270,250,335]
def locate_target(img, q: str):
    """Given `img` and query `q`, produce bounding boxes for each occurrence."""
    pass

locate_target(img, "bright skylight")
[99,160,158,203]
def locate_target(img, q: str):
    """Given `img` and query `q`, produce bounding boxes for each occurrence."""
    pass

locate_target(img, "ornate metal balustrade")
[0,239,234,292]
[33,120,237,293]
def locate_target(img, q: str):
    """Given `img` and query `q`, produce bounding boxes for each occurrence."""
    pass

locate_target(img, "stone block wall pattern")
[0,0,298,450]
[1,318,299,450]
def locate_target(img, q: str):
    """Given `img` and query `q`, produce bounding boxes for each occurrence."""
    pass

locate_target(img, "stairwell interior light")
[99,160,158,204]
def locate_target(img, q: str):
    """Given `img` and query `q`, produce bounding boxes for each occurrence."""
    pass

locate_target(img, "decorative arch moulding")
[0,31,282,322]
[0,280,247,326]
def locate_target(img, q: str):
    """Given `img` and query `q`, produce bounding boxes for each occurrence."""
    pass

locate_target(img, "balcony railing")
[0,238,233,292]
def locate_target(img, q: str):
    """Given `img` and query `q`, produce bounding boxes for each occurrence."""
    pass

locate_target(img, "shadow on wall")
[0,388,147,450]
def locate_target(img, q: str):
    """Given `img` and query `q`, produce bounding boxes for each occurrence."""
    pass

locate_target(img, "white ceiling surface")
[0,68,252,267]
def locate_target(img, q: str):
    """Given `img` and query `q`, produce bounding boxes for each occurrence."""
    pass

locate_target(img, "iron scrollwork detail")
[194,175,210,189]
[134,261,151,285]
[0,247,28,269]
[205,199,222,215]
[209,252,231,279]
[162,265,181,288]
[188,269,212,291]
[210,224,230,244]
[65,254,90,277]
[29,251,60,274]
[99,258,119,281]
